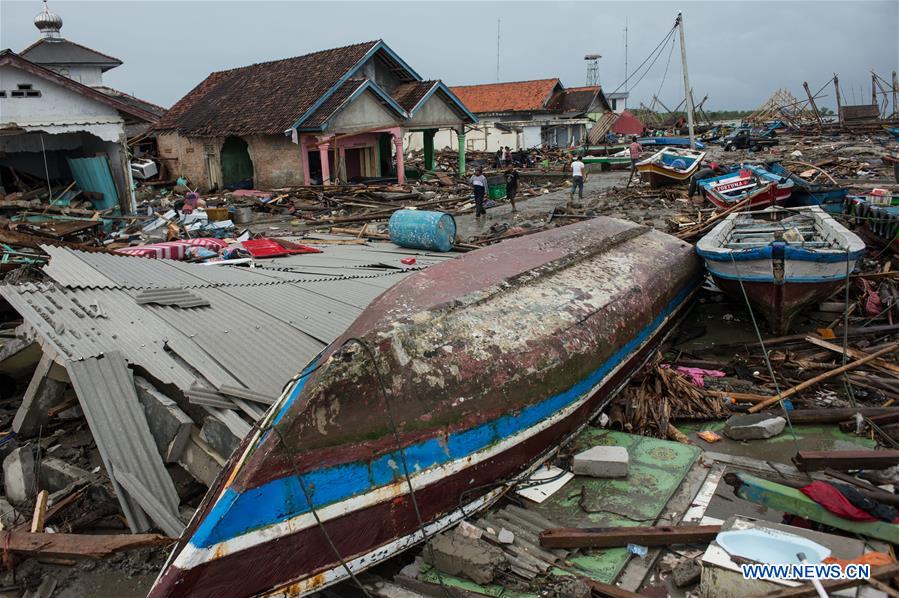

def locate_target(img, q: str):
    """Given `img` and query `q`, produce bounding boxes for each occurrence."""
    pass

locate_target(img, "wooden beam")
[0,531,172,559]
[793,449,899,472]
[539,525,720,549]
[748,343,898,413]
[804,335,899,376]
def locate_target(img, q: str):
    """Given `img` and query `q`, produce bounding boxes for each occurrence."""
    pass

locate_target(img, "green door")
[220,137,253,188]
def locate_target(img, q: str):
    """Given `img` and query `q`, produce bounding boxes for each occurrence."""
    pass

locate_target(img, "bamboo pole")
[748,343,899,413]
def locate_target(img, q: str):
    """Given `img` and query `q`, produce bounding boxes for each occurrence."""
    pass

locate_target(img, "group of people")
[469,135,646,218]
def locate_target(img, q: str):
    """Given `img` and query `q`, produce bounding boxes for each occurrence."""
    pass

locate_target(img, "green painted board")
[421,431,700,594]
[732,472,899,544]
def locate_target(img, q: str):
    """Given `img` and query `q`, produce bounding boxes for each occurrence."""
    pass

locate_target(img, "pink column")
[338,146,347,183]
[318,142,331,185]
[392,134,405,184]
[299,136,311,186]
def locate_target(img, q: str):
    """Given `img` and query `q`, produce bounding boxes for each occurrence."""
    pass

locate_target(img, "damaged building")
[408,78,611,152]
[0,3,164,213]
[153,40,477,190]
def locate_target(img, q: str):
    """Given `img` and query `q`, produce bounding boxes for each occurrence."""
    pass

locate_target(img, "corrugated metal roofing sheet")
[66,352,183,537]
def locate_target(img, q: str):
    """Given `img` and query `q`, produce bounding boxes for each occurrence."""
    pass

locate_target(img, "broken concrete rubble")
[423,527,508,585]
[134,376,193,463]
[572,445,629,477]
[12,352,67,437]
[723,413,786,440]
[3,445,37,506]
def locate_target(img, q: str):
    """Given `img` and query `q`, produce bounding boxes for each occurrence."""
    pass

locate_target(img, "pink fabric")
[115,238,229,260]
[628,142,642,159]
[676,366,726,387]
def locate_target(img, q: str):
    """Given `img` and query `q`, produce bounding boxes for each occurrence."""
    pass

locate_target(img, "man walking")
[627,136,643,187]
[570,155,586,203]
[470,167,488,218]
[505,167,519,212]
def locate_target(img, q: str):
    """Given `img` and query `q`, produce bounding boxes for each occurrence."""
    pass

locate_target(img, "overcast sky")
[2,1,897,112]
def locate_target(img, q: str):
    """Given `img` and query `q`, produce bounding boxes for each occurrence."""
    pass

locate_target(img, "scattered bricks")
[199,418,241,459]
[572,445,629,478]
[424,529,507,585]
[39,457,91,493]
[724,414,786,441]
[12,353,68,438]
[672,558,702,587]
[3,446,36,505]
[134,377,193,462]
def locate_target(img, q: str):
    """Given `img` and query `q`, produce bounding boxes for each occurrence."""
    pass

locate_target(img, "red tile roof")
[450,78,561,114]
[155,41,380,136]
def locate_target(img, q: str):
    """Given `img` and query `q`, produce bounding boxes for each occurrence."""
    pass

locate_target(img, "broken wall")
[157,132,305,191]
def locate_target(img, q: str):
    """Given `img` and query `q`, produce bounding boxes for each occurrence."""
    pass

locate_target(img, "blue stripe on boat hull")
[189,282,698,550]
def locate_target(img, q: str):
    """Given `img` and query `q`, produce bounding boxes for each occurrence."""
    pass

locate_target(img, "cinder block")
[39,457,91,493]
[134,376,193,463]
[200,418,241,459]
[3,446,37,505]
[12,353,67,437]
[572,445,629,478]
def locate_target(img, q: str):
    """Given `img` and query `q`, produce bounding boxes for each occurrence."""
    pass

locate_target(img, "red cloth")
[799,481,879,522]
[115,238,229,260]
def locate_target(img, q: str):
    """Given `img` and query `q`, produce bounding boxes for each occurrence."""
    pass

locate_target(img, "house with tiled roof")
[154,40,476,189]
[408,79,609,153]
[0,2,163,212]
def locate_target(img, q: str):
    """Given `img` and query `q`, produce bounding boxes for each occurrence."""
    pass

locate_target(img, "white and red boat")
[698,164,794,209]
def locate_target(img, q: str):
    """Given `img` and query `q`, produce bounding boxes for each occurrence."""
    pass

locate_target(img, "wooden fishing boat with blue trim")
[696,206,865,333]
[149,218,702,598]
[698,164,794,209]
[636,147,706,188]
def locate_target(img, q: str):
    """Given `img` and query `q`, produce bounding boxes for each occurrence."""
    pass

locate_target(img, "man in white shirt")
[469,168,489,218]
[570,156,586,201]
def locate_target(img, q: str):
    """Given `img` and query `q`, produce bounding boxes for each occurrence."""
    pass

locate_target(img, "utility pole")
[892,71,898,118]
[834,75,842,124]
[676,11,696,148]
[872,73,878,107]
[624,18,628,110]
[496,19,500,82]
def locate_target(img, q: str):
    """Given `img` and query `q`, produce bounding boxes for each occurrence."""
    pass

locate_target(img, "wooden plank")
[30,490,48,533]
[0,531,172,559]
[793,449,899,472]
[804,335,899,376]
[748,343,899,412]
[539,525,720,549]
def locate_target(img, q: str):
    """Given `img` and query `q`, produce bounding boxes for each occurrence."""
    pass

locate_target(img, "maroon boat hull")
[714,277,839,334]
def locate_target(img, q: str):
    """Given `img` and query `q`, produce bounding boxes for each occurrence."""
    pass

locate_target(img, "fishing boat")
[767,162,848,213]
[636,147,706,188]
[696,206,865,333]
[150,218,702,598]
[698,164,794,209]
[582,148,632,169]
[637,136,706,149]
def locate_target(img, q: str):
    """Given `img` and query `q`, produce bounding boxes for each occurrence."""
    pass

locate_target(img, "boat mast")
[624,17,628,111]
[676,11,696,148]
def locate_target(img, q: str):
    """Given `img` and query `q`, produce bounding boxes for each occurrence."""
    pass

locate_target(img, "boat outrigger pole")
[676,11,697,149]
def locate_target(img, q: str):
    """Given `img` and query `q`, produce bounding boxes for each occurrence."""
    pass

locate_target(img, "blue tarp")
[66,155,118,210]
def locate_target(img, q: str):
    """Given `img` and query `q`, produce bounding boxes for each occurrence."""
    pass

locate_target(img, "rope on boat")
[342,337,455,598]
[726,253,803,456]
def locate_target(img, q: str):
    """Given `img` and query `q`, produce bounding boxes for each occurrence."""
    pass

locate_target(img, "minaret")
[34,0,63,40]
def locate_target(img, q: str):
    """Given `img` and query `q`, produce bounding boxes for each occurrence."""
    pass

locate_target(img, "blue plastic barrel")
[388,209,456,252]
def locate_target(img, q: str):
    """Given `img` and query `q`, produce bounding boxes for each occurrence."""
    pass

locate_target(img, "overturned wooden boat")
[149,218,702,598]
[696,206,865,333]
[636,147,706,188]
[767,161,848,213]
[698,164,794,209]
